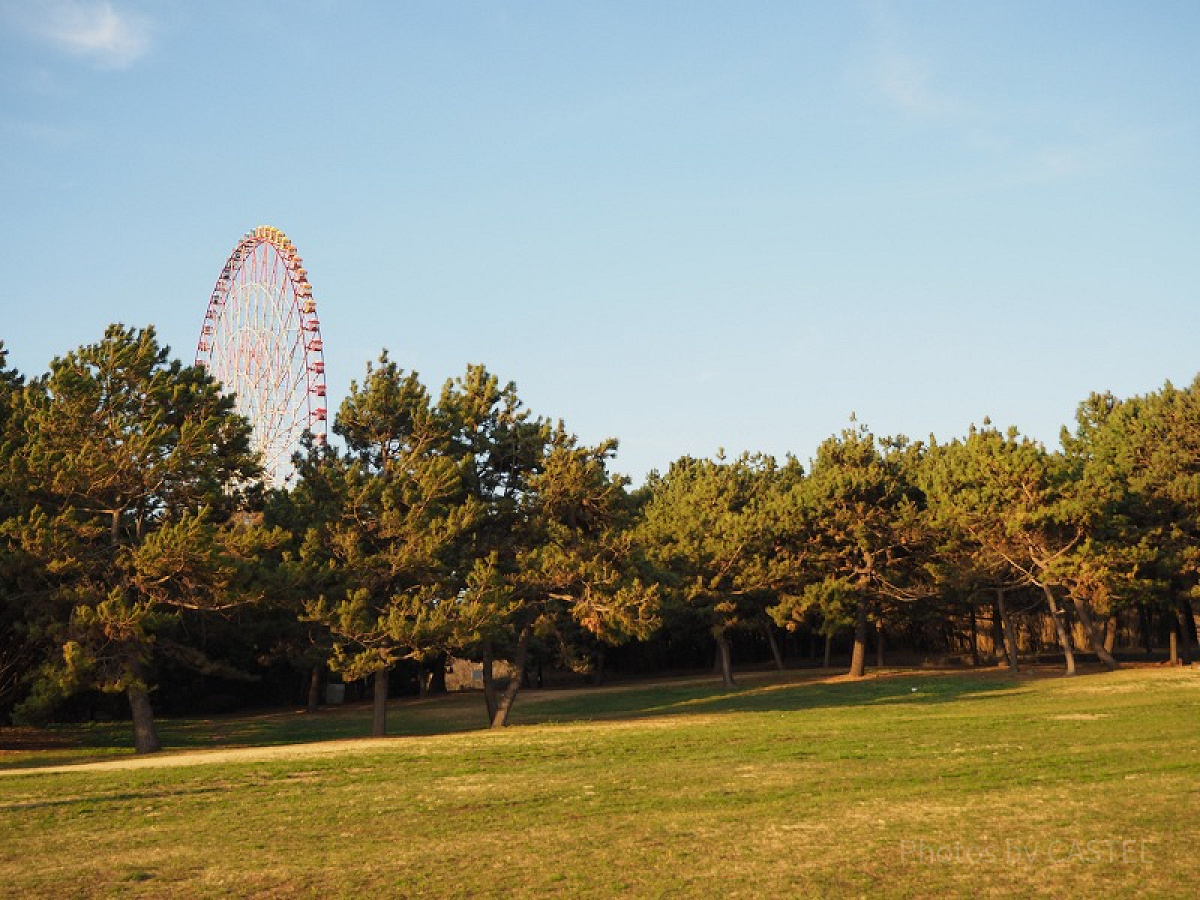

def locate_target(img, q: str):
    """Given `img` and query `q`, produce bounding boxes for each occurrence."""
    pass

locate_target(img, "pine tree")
[638,453,797,687]
[300,353,475,736]
[770,425,932,678]
[919,424,1112,675]
[5,325,279,751]
[0,342,34,720]
[440,365,657,726]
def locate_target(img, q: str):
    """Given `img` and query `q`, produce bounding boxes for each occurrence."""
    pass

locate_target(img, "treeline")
[2,326,1199,752]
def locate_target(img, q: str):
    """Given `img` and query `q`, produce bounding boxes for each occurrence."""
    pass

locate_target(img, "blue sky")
[2,1,1197,483]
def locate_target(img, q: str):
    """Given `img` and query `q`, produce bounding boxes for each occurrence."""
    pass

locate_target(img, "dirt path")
[0,736,413,777]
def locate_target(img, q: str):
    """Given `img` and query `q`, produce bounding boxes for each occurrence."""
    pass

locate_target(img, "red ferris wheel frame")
[195,225,327,485]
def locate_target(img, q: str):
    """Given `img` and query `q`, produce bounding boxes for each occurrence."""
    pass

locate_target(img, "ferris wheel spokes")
[195,226,327,485]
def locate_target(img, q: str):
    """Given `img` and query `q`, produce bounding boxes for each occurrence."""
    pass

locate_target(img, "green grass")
[2,665,1198,898]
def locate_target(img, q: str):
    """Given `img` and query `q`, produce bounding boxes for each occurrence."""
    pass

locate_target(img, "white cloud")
[856,1,969,122]
[1018,129,1147,185]
[1033,146,1091,180]
[871,49,964,120]
[5,1,153,69]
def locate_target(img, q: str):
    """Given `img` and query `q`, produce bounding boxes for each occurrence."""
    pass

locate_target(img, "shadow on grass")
[0,693,492,768]
[509,669,1029,726]
[1,669,1034,768]
[0,783,228,811]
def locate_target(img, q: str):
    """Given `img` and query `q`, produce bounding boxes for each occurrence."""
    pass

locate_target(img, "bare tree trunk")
[823,632,833,669]
[968,604,980,666]
[1182,597,1199,650]
[1173,605,1194,665]
[428,652,447,694]
[416,660,429,699]
[125,657,161,754]
[1041,584,1076,675]
[492,626,531,728]
[1138,603,1154,655]
[481,643,498,723]
[991,596,1005,662]
[714,631,736,688]
[1104,614,1118,654]
[372,667,389,737]
[1069,594,1120,670]
[996,589,1020,672]
[127,679,161,754]
[848,598,869,678]
[306,665,321,714]
[761,618,785,671]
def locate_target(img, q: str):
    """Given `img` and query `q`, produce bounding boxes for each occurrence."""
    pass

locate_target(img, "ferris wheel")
[195,226,327,486]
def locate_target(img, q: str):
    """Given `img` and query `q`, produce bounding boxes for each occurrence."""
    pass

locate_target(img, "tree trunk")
[823,631,833,669]
[491,626,531,728]
[996,589,1020,672]
[415,660,427,698]
[1104,614,1118,654]
[991,596,1005,662]
[968,603,980,667]
[848,598,869,678]
[714,630,736,688]
[1138,603,1154,655]
[306,664,321,714]
[1069,594,1119,670]
[1182,597,1199,648]
[372,667,389,737]
[1041,584,1076,675]
[1173,605,1194,665]
[762,618,785,671]
[481,643,498,723]
[428,652,447,694]
[126,662,161,754]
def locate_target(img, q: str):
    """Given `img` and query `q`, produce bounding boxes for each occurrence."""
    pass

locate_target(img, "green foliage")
[1062,380,1200,629]
[638,452,799,683]
[294,357,657,727]
[2,326,277,744]
[439,367,658,722]
[641,453,790,627]
[770,426,932,655]
[7,322,1200,728]
[0,342,35,718]
[298,352,474,684]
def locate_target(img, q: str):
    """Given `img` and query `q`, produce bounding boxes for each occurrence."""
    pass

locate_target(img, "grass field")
[2,665,1198,898]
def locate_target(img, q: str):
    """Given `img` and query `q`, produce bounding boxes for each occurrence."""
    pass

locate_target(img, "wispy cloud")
[857,2,967,123]
[869,48,965,120]
[4,1,153,69]
[1017,128,1148,185]
[1032,146,1092,181]
[855,4,1139,187]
